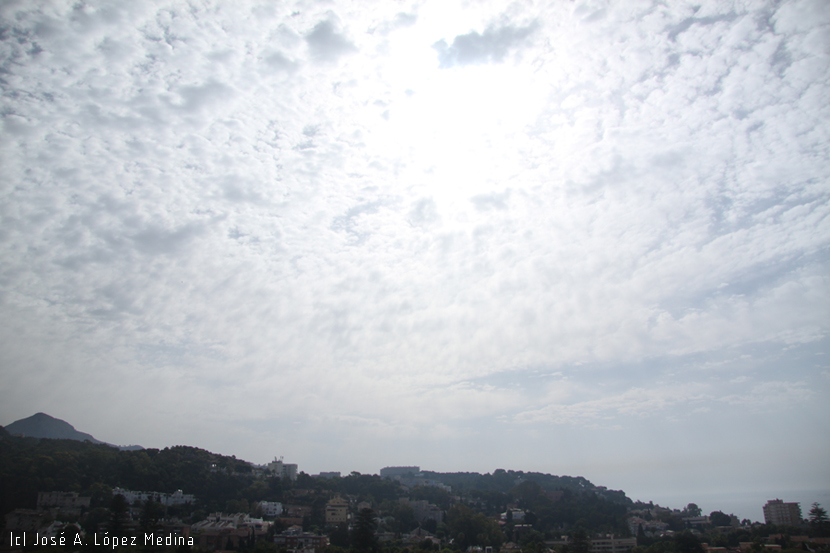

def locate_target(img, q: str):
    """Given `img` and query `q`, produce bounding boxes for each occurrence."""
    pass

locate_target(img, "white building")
[259,501,284,518]
[627,517,669,537]
[37,492,91,512]
[590,536,638,553]
[112,487,195,506]
[267,458,298,481]
[501,509,526,522]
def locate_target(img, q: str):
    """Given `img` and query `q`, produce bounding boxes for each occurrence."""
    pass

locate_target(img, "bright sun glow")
[365,29,547,206]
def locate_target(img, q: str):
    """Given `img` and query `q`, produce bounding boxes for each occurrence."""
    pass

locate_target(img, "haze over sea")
[643,489,830,523]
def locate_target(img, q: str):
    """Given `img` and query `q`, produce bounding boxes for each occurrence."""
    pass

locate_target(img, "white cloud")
[305,19,357,62]
[433,22,539,67]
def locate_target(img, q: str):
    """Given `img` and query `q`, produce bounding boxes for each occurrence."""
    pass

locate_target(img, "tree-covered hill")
[422,469,631,505]
[0,428,633,539]
[0,429,258,516]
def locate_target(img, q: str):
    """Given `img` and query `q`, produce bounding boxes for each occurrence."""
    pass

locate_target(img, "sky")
[1,0,829,518]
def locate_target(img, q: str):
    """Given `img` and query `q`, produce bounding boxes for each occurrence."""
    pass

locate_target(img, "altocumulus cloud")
[306,19,357,62]
[433,21,539,67]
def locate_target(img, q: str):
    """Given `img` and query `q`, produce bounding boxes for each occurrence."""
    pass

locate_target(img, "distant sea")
[635,490,830,523]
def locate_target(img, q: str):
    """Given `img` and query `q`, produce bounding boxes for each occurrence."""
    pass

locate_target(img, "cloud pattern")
[433,22,538,67]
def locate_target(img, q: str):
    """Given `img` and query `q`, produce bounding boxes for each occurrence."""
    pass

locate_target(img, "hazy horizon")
[3,410,828,525]
[1,0,828,513]
[5,409,829,523]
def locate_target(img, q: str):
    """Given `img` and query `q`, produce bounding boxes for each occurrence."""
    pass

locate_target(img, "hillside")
[423,469,630,504]
[5,412,102,443]
[0,428,259,516]
[4,412,143,450]
[0,426,631,537]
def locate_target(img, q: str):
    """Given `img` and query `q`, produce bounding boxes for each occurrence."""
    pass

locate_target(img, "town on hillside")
[1,432,828,553]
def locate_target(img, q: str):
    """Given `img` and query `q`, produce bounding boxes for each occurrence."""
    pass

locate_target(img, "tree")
[571,528,591,553]
[634,538,677,553]
[351,508,379,553]
[110,494,129,536]
[423,519,438,534]
[520,529,546,553]
[809,503,828,536]
[445,504,504,550]
[63,524,81,551]
[684,504,702,518]
[674,531,704,553]
[636,524,647,546]
[709,511,732,527]
[810,503,828,523]
[329,523,350,548]
[140,500,165,536]
[388,502,417,534]
[89,482,114,509]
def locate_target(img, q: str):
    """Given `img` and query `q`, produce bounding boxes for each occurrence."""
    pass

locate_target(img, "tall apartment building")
[267,458,298,481]
[763,499,802,526]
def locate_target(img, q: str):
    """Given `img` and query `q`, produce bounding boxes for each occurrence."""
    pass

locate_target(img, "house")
[37,492,91,516]
[326,496,349,526]
[401,499,442,523]
[274,526,329,552]
[3,509,48,533]
[259,501,283,518]
[191,513,270,550]
[501,509,526,523]
[548,535,637,553]
[403,527,440,546]
[590,535,638,553]
[627,516,670,537]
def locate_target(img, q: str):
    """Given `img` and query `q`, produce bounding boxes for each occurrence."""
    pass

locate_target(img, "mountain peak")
[4,413,143,450]
[5,412,102,444]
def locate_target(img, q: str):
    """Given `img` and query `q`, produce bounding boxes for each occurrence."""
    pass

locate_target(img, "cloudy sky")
[1,0,829,513]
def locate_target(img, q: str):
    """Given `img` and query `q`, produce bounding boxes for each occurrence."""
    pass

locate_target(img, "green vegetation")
[810,503,829,536]
[420,470,627,502]
[351,508,381,553]
[0,435,263,516]
[0,430,639,553]
[445,504,504,550]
